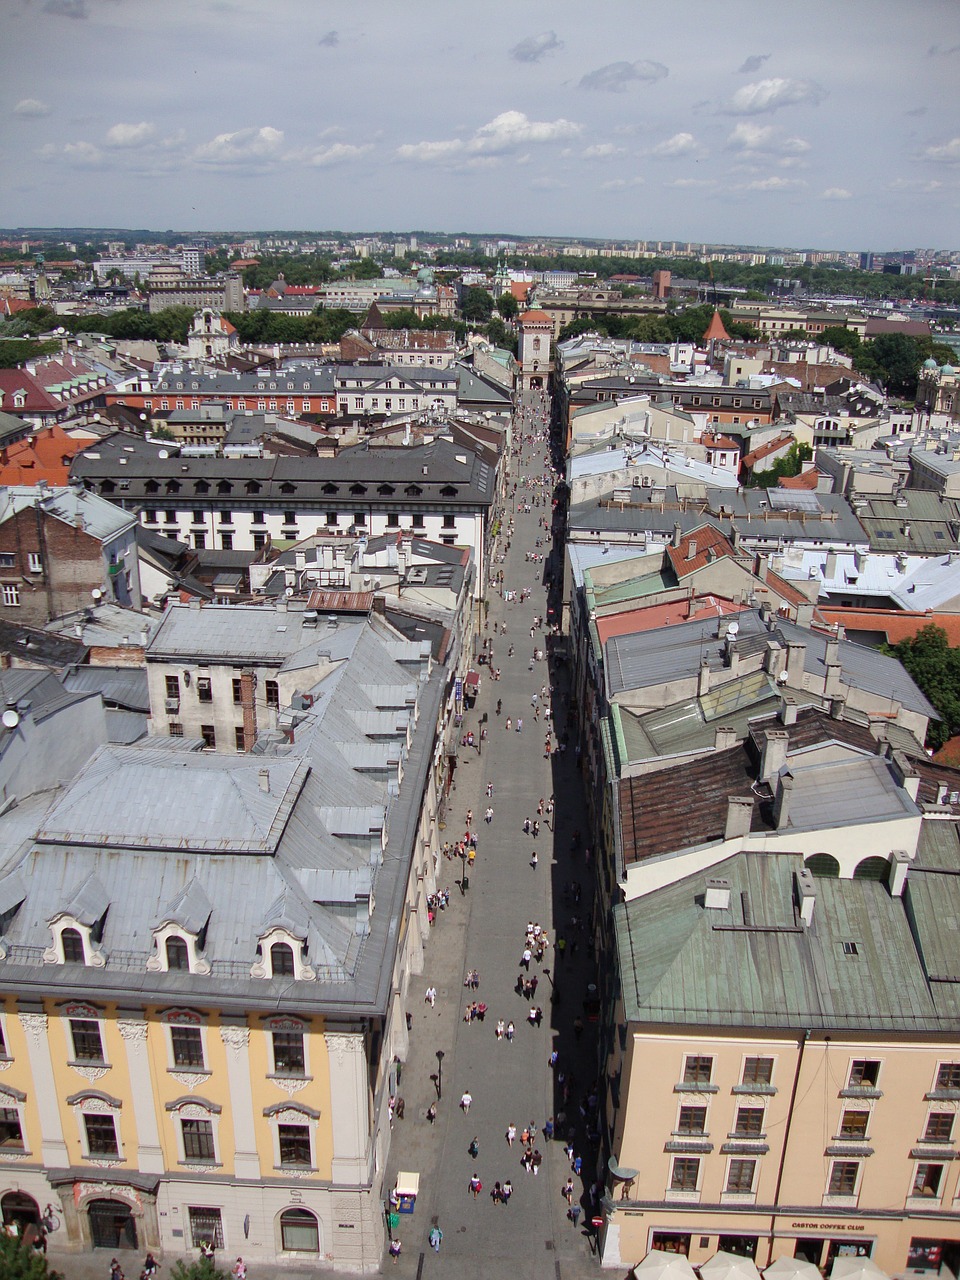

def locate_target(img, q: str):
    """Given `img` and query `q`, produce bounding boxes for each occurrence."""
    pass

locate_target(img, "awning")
[465,670,480,687]
[395,1171,420,1197]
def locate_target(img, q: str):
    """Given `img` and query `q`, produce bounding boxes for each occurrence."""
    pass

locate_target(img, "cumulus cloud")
[306,142,372,166]
[906,106,928,117]
[318,30,339,47]
[398,110,580,164]
[652,131,696,157]
[726,122,810,158]
[38,139,103,166]
[582,142,624,158]
[530,176,567,190]
[889,177,942,193]
[194,126,284,165]
[43,0,87,16]
[14,99,51,118]
[738,53,770,74]
[722,77,825,115]
[667,177,717,188]
[600,176,644,190]
[511,31,563,63]
[105,122,157,148]
[821,187,852,199]
[742,175,805,191]
[927,43,960,56]
[922,137,960,162]
[579,60,668,92]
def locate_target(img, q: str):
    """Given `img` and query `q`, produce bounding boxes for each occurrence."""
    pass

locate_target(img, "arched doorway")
[278,1206,320,1254]
[805,853,840,878]
[2,1191,40,1236]
[88,1198,138,1250]
[854,856,889,881]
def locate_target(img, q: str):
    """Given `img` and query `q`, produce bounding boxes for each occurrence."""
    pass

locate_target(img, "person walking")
[469,1174,482,1198]
[460,1090,473,1113]
[426,1103,436,1124]
[502,1179,513,1205]
[532,1149,542,1176]
[429,1225,443,1252]
[563,1177,575,1205]
[468,1136,480,1159]
[506,1020,515,1041]
[425,986,436,1007]
[506,1122,517,1146]
[232,1259,247,1280]
[389,1239,402,1264]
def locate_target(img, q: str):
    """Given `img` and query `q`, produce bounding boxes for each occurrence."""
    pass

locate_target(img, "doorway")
[1,1191,40,1237]
[88,1198,138,1250]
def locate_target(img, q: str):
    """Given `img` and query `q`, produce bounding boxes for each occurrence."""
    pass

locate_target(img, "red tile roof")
[741,433,795,468]
[0,424,87,486]
[665,525,737,578]
[779,468,821,490]
[595,595,741,644]
[703,309,730,341]
[519,309,552,325]
[818,608,960,648]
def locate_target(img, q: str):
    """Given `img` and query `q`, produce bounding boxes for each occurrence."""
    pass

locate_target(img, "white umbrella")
[701,1251,762,1280]
[635,1250,699,1280]
[764,1258,823,1280]
[831,1258,889,1280]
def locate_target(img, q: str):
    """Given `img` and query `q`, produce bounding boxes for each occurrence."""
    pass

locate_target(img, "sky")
[2,0,959,250]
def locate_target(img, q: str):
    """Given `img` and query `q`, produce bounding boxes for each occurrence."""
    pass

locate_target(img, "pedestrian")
[506,1123,517,1146]
[389,1239,402,1264]
[521,947,531,970]
[523,817,530,834]
[111,1262,125,1280]
[469,1174,482,1198]
[395,1096,405,1120]
[141,1255,158,1280]
[530,976,539,997]
[521,1146,533,1173]
[503,1179,513,1204]
[573,1016,584,1040]
[544,1116,555,1140]
[506,1020,515,1041]
[426,1103,436,1124]
[468,1136,480,1159]
[496,1019,505,1040]
[505,717,512,731]
[563,1177,575,1205]
[492,1181,504,1206]
[532,820,539,838]
[532,1149,542,1176]
[465,808,473,826]
[232,1259,247,1280]
[573,1154,583,1176]
[460,1090,473,1113]
[429,1225,443,1252]
[425,986,437,1007]
[517,718,523,732]
[484,807,494,824]
[531,849,538,869]
[569,1204,582,1228]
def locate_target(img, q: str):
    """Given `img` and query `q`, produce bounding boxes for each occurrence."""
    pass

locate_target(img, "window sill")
[268,1073,312,1084]
[664,1189,701,1203]
[732,1083,776,1096]
[925,1089,960,1101]
[906,1194,944,1209]
[720,1192,757,1206]
[839,1087,881,1099]
[178,1159,221,1169]
[674,1082,718,1094]
[275,1165,317,1174]
[168,1067,211,1078]
[822,1194,858,1208]
[68,1059,110,1070]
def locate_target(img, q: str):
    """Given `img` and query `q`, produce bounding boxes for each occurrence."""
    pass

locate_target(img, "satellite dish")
[91,587,103,600]
[2,709,20,730]
[285,586,294,597]
[727,621,740,638]
[158,449,169,459]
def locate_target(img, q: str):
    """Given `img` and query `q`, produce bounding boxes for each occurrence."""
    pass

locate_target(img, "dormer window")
[166,936,189,971]
[62,928,85,963]
[271,943,295,976]
[251,923,315,981]
[147,878,212,976]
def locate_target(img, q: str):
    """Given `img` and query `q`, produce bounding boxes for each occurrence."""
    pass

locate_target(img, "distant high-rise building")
[859,252,875,271]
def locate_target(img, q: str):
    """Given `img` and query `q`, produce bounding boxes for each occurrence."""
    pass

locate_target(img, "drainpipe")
[766,1029,810,1267]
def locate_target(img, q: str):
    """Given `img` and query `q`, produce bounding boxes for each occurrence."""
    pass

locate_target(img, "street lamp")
[435,1050,444,1100]
[459,848,469,895]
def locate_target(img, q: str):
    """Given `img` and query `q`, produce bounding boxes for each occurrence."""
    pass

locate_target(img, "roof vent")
[704,878,731,910]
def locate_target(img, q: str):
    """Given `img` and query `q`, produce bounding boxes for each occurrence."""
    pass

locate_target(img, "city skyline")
[3,0,959,250]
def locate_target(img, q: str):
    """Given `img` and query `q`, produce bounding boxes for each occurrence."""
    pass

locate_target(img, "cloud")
[738,54,770,74]
[43,0,87,15]
[905,106,927,117]
[14,99,51,118]
[601,176,644,190]
[667,177,717,188]
[652,131,696,157]
[306,142,372,167]
[821,187,852,200]
[721,77,825,115]
[928,43,960,56]
[194,126,284,165]
[318,30,338,47]
[726,122,811,159]
[742,175,806,191]
[922,137,960,162]
[105,122,157,149]
[530,176,566,190]
[396,138,465,163]
[582,142,624,159]
[470,110,580,153]
[510,31,563,63]
[579,60,668,92]
[38,140,103,167]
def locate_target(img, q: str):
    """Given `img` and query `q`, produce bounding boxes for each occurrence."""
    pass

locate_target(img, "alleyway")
[382,389,607,1280]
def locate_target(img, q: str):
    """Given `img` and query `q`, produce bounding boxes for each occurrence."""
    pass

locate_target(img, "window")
[169,722,183,737]
[188,1207,223,1250]
[200,725,216,749]
[84,1114,119,1157]
[741,1057,773,1086]
[27,552,43,574]
[677,1106,707,1135]
[412,513,425,528]
[252,509,265,524]
[386,513,399,528]
[725,1159,756,1194]
[443,514,456,529]
[61,928,85,963]
[253,534,266,551]
[283,510,297,526]
[0,555,13,569]
[848,1060,880,1088]
[196,677,212,703]
[165,675,180,699]
[353,512,366,526]
[913,1163,944,1197]
[181,1118,215,1161]
[936,1063,960,1090]
[733,1107,764,1137]
[220,534,233,551]
[2,585,20,607]
[70,1018,104,1062]
[271,942,296,976]
[273,1031,306,1076]
[280,1207,319,1253]
[923,1113,954,1143]
[839,1110,869,1139]
[171,1025,205,1069]
[193,533,206,550]
[232,678,243,705]
[683,1056,713,1085]
[219,510,232,525]
[670,1157,700,1191]
[165,937,189,971]
[0,1107,23,1149]
[326,513,338,526]
[278,1123,312,1167]
[828,1161,859,1196]
[265,680,279,709]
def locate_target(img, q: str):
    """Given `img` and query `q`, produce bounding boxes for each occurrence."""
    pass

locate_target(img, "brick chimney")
[724,796,754,841]
[240,667,258,750]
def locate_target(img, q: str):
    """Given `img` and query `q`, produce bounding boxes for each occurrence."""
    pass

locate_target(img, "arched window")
[270,943,295,976]
[805,854,840,878]
[854,856,889,881]
[165,936,189,971]
[61,928,85,963]
[279,1207,319,1252]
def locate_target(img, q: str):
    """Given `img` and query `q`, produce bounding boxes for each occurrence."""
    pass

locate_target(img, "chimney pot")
[258,768,270,793]
[714,725,737,750]
[724,795,754,841]
[795,867,815,925]
[774,772,794,829]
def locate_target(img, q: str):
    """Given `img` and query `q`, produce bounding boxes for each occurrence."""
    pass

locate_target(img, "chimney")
[891,750,921,801]
[889,849,910,898]
[685,538,698,561]
[241,667,258,750]
[824,550,838,579]
[785,641,806,689]
[724,639,740,674]
[794,602,814,627]
[795,867,815,926]
[937,782,950,806]
[725,796,754,841]
[754,552,769,582]
[824,662,843,697]
[763,639,786,680]
[824,638,840,666]
[704,877,731,910]
[672,521,682,548]
[698,662,711,695]
[372,593,387,617]
[774,772,794,829]
[761,729,790,781]
[718,618,732,640]
[258,768,270,793]
[714,725,737,750]
[759,601,772,624]
[779,694,798,725]
[830,694,846,720]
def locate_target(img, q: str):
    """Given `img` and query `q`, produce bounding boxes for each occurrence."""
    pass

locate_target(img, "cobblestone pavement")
[44,391,620,1280]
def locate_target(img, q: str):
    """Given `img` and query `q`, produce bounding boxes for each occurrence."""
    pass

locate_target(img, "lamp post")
[435,1049,444,1100]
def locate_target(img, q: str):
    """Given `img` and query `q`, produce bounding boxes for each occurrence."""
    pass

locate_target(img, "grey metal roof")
[63,665,149,712]
[616,850,954,1032]
[0,485,136,542]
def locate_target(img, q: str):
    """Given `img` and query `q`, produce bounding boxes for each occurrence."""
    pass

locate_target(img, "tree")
[0,1234,64,1280]
[485,317,517,353]
[169,1259,230,1280]
[497,292,519,320]
[884,625,960,751]
[854,333,925,398]
[461,287,494,323]
[747,442,813,488]
[820,325,861,358]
